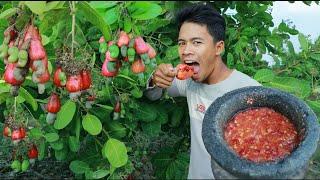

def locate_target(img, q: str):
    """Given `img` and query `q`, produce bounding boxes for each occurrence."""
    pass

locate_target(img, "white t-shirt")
[145,69,261,179]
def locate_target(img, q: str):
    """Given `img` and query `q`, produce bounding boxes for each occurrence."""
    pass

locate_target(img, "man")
[145,4,261,179]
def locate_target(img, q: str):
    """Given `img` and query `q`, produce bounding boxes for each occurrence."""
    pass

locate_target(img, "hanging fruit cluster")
[2,115,38,172]
[45,93,61,124]
[99,31,157,77]
[27,24,50,94]
[1,23,49,96]
[52,47,93,101]
[3,115,26,144]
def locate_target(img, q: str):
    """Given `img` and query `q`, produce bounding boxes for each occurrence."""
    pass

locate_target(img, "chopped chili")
[224,107,300,163]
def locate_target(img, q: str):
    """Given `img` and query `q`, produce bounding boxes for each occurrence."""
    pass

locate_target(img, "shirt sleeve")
[167,78,187,97]
[144,73,188,100]
[144,72,163,101]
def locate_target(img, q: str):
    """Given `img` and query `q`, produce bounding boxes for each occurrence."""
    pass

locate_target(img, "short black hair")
[176,3,226,43]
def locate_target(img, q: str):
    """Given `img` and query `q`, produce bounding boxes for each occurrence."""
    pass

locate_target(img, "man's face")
[178,22,220,83]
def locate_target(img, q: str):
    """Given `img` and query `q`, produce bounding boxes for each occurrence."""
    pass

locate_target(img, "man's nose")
[182,43,193,55]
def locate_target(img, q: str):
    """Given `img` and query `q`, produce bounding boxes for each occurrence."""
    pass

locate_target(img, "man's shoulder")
[231,69,261,86]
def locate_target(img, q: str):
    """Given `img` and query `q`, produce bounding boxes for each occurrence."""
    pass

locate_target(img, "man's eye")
[178,42,185,46]
[193,41,201,45]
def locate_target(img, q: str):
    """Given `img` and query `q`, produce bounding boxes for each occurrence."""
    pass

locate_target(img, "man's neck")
[205,58,233,84]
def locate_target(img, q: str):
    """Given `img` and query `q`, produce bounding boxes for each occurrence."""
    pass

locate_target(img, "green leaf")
[267,35,282,49]
[89,1,117,10]
[287,41,295,55]
[85,170,94,179]
[41,34,50,46]
[50,140,64,150]
[0,93,9,105]
[39,8,69,33]
[157,108,169,125]
[278,22,287,32]
[117,74,136,83]
[278,21,299,35]
[227,53,234,67]
[0,8,18,20]
[164,45,179,61]
[106,121,127,139]
[310,52,320,61]
[29,128,43,140]
[298,33,308,51]
[165,153,189,179]
[89,107,112,123]
[103,138,128,168]
[54,100,76,130]
[130,2,162,20]
[143,18,170,35]
[135,103,157,122]
[0,81,10,93]
[170,107,184,127]
[69,160,90,174]
[130,86,143,98]
[82,114,102,136]
[161,37,173,46]
[45,1,65,11]
[45,132,59,143]
[92,169,110,179]
[55,148,68,161]
[254,69,275,83]
[14,9,31,31]
[257,39,266,54]
[142,121,161,137]
[303,1,312,5]
[17,96,25,104]
[152,148,189,180]
[104,7,119,25]
[18,87,38,111]
[47,60,53,75]
[38,140,46,160]
[77,1,112,41]
[90,53,96,68]
[133,25,142,36]
[288,28,299,35]
[267,76,311,99]
[69,136,80,152]
[241,27,258,37]
[97,86,112,101]
[24,1,46,15]
[124,17,132,33]
[306,100,320,116]
[153,152,172,179]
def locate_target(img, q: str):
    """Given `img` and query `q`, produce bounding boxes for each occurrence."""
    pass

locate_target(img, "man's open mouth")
[184,60,200,74]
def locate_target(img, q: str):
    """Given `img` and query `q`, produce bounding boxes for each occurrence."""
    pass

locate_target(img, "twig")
[14,97,17,112]
[94,137,103,148]
[146,35,169,48]
[70,1,77,58]
[21,103,36,124]
[76,98,88,112]
[102,128,110,138]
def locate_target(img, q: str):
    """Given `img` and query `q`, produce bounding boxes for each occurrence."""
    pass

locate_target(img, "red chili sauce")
[224,107,301,163]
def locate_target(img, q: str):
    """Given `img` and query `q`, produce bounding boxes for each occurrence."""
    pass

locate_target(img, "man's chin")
[191,74,201,82]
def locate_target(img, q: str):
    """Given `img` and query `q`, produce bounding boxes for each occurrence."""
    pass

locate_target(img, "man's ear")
[215,41,225,56]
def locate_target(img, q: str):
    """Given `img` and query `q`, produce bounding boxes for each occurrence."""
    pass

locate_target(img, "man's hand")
[151,64,176,88]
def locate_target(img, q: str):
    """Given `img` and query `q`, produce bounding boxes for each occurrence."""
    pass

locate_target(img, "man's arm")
[144,74,164,101]
[144,74,182,101]
[144,64,182,101]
